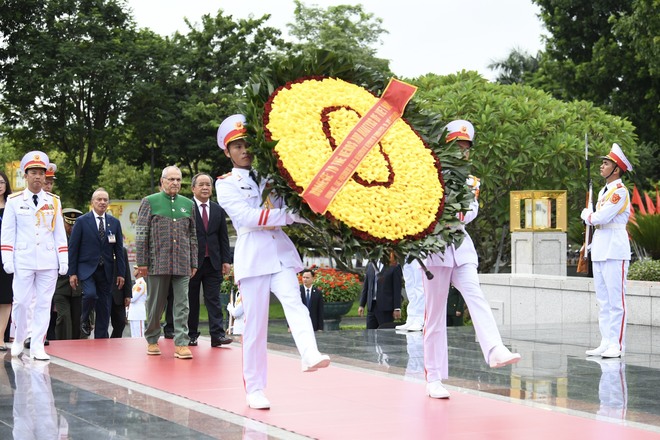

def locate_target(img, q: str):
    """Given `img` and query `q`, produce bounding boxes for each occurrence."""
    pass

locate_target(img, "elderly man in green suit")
[136,165,198,360]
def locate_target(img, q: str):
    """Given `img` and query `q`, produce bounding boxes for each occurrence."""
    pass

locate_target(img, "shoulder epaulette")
[46,191,60,199]
[8,191,22,199]
[217,173,232,180]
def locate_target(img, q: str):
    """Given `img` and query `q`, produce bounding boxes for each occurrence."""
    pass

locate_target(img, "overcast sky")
[126,0,547,80]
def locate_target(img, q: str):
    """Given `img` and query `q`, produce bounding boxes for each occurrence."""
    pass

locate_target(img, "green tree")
[123,10,290,187]
[488,47,540,85]
[522,0,659,186]
[0,0,147,206]
[287,0,391,74]
[413,71,637,272]
[97,158,152,201]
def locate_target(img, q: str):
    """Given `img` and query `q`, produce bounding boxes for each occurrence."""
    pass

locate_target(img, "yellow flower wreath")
[264,77,444,242]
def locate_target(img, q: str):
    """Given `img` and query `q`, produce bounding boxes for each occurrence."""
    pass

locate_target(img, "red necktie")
[201,203,209,257]
[201,203,209,231]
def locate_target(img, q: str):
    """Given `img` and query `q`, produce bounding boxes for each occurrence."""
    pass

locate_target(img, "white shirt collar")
[194,196,210,206]
[605,178,622,190]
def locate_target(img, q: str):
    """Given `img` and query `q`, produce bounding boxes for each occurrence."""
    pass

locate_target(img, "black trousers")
[366,300,394,329]
[110,299,126,338]
[187,257,226,339]
[446,314,464,327]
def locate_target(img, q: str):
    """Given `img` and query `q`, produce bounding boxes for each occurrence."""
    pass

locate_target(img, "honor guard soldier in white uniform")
[44,163,57,193]
[423,120,521,399]
[216,114,330,410]
[396,259,425,332]
[1,151,68,360]
[582,143,632,359]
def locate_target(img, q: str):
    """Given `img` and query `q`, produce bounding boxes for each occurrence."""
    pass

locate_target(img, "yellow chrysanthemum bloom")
[265,77,444,242]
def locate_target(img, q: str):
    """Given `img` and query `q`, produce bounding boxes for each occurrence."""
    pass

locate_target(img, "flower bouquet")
[241,50,472,271]
[220,268,236,296]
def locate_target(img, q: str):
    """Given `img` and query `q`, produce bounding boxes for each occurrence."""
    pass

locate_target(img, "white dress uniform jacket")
[215,168,303,282]
[425,197,479,268]
[128,277,147,321]
[1,190,68,270]
[585,179,631,262]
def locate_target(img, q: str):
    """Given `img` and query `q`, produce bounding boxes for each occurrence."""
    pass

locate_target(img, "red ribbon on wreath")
[302,78,417,214]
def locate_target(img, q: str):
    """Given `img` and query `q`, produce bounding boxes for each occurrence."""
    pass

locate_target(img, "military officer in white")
[215,114,330,410]
[1,151,68,360]
[423,120,521,399]
[582,143,632,359]
[396,259,425,332]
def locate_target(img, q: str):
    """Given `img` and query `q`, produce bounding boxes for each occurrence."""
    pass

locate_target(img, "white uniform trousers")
[129,319,145,338]
[12,360,58,440]
[596,360,627,420]
[11,268,57,351]
[592,259,628,353]
[402,261,425,326]
[423,263,503,381]
[404,331,424,381]
[239,267,322,394]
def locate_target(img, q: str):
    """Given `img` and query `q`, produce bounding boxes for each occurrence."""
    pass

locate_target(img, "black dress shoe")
[44,339,49,346]
[188,336,198,346]
[23,338,31,349]
[211,335,233,347]
[81,322,91,337]
[164,331,174,339]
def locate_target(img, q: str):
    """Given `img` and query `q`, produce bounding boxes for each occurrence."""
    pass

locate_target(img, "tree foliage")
[412,71,637,271]
[287,0,391,75]
[0,0,148,205]
[492,0,660,187]
[0,2,290,203]
[122,9,289,187]
[628,213,660,260]
[487,47,540,85]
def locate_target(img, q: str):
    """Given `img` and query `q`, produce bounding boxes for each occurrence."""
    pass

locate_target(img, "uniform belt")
[594,224,627,230]
[238,226,281,236]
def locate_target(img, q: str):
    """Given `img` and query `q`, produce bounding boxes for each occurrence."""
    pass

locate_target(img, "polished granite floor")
[2,321,660,439]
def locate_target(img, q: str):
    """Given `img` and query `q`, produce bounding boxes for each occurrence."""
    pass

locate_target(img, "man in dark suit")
[358,253,402,329]
[446,285,466,327]
[68,188,126,339]
[186,173,232,347]
[110,246,132,338]
[300,269,324,331]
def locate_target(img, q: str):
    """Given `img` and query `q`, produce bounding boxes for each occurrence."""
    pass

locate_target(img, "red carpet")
[47,338,658,439]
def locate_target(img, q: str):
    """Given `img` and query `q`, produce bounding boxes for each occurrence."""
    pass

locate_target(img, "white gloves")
[58,263,69,276]
[3,262,14,274]
[226,303,235,314]
[466,175,481,199]
[580,207,593,222]
[466,175,481,190]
